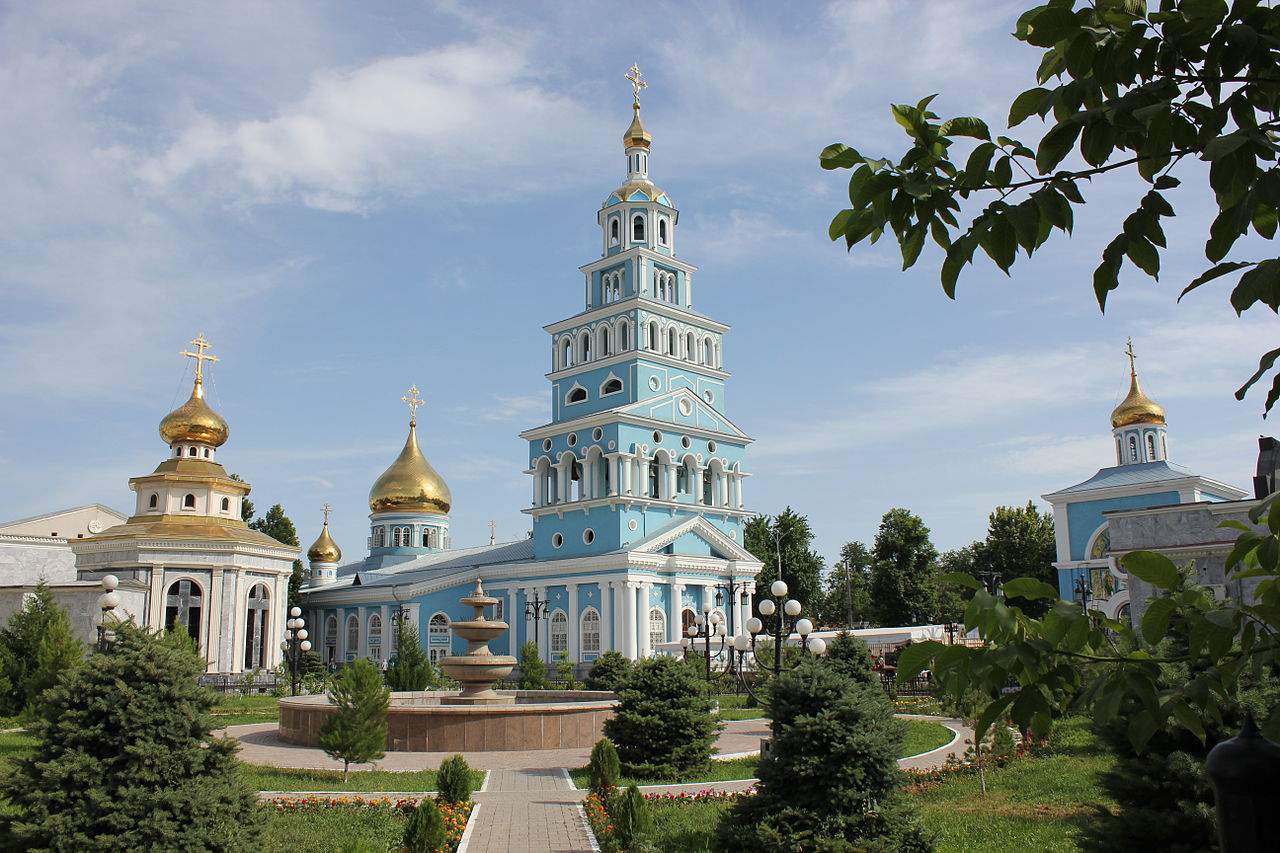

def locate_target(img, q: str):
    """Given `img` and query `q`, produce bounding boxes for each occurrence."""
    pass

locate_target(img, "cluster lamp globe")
[746,616,763,634]
[770,580,788,598]
[733,634,751,652]
[695,613,705,627]
[716,623,728,637]
[290,606,302,619]
[687,624,698,638]
[710,610,722,625]
[297,629,308,640]
[758,599,776,617]
[680,637,690,648]
[796,618,813,636]
[300,640,312,652]
[702,601,712,613]
[807,637,827,655]
[784,599,802,617]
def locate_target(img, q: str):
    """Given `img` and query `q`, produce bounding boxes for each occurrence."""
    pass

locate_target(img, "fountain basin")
[279,690,618,752]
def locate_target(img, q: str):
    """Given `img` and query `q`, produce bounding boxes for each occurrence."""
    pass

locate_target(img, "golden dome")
[623,103,651,150]
[1111,342,1166,428]
[159,380,229,447]
[307,521,342,564]
[368,421,452,515]
[608,179,672,207]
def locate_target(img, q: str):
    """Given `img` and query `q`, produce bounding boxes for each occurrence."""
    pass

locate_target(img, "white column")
[229,571,246,673]
[738,589,750,635]
[719,473,730,508]
[622,582,638,659]
[556,463,569,503]
[537,586,550,662]
[736,474,745,508]
[568,583,580,662]
[639,582,653,658]
[508,588,518,655]
[606,454,620,496]
[207,567,225,673]
[665,464,678,501]
[357,606,368,659]
[147,565,166,631]
[668,583,684,643]
[620,454,632,495]
[379,604,390,664]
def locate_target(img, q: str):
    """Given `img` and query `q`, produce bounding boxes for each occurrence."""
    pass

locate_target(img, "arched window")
[368,613,383,661]
[704,338,714,365]
[243,583,270,671]
[1146,434,1157,461]
[188,446,198,457]
[648,321,658,350]
[686,332,696,361]
[164,579,202,643]
[220,497,230,512]
[632,214,645,241]
[648,460,660,498]
[183,493,196,509]
[682,609,696,637]
[1116,438,1123,465]
[346,615,359,660]
[649,608,666,651]
[599,326,611,356]
[659,219,668,244]
[619,320,630,351]
[602,377,623,395]
[581,608,601,658]
[550,610,568,655]
[428,613,451,664]
[203,448,210,458]
[567,386,587,404]
[561,337,573,369]
[422,528,432,547]
[373,527,385,548]
[580,332,591,362]
[325,615,338,664]
[1128,435,1138,462]
[703,469,713,504]
[609,217,620,245]
[668,328,677,356]
[148,494,158,509]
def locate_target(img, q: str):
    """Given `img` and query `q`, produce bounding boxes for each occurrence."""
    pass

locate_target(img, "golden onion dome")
[623,103,651,150]
[368,420,452,515]
[1111,370,1166,428]
[307,521,342,564]
[159,379,229,447]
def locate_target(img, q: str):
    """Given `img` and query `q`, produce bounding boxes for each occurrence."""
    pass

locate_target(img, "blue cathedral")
[299,72,764,668]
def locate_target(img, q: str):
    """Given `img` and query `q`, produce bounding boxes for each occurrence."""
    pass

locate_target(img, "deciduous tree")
[870,508,939,626]
[746,508,824,614]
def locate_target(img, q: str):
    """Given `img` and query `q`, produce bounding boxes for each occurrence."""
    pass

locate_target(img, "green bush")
[435,754,474,804]
[0,581,83,717]
[319,659,390,781]
[822,631,876,685]
[402,797,447,853]
[0,621,261,850]
[518,641,549,689]
[612,785,651,849]
[588,738,621,798]
[386,622,438,692]
[603,656,720,779]
[555,651,580,688]
[716,656,931,852]
[584,650,632,692]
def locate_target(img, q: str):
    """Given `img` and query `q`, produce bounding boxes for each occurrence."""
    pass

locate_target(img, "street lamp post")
[524,591,548,655]
[1074,574,1093,613]
[284,606,312,696]
[96,574,121,653]
[739,579,825,678]
[686,602,728,689]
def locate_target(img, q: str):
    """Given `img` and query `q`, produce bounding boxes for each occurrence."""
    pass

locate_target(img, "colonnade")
[533,451,746,510]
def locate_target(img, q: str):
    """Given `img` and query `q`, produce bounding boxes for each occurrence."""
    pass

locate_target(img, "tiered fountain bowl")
[439,579,517,705]
[278,577,618,752]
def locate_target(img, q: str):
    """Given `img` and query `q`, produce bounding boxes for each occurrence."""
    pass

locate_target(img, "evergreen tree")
[0,581,83,716]
[974,501,1057,617]
[717,656,932,852]
[435,754,475,804]
[319,658,390,781]
[603,657,720,779]
[584,650,632,692]
[518,640,549,689]
[0,622,261,850]
[823,631,876,686]
[402,798,447,853]
[385,621,436,691]
[820,541,874,627]
[745,508,825,615]
[249,503,304,609]
[588,738,621,798]
[870,508,939,626]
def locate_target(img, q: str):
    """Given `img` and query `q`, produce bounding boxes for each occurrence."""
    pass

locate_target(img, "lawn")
[210,693,281,727]
[713,693,766,721]
[901,718,954,757]
[245,764,485,793]
[260,804,408,852]
[607,717,1114,853]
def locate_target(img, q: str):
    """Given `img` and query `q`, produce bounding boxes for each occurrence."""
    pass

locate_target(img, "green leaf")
[1001,577,1060,601]
[1009,87,1052,127]
[1081,118,1116,167]
[1128,709,1160,753]
[1202,130,1251,161]
[1235,348,1280,408]
[941,117,990,140]
[963,142,998,187]
[1140,597,1176,645]
[1125,237,1160,279]
[975,693,1017,742]
[895,640,944,681]
[901,223,928,270]
[1036,117,1084,174]
[1171,700,1206,742]
[1122,551,1180,590]
[828,210,854,241]
[939,572,982,591]
[1179,261,1255,302]
[1230,260,1280,314]
[1023,6,1080,48]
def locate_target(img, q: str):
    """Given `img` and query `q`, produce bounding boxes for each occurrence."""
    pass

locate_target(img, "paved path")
[466,769,596,853]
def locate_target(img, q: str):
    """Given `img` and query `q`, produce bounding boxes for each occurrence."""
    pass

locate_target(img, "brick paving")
[466,769,597,852]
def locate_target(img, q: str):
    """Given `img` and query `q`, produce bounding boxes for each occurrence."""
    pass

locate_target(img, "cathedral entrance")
[243,583,270,670]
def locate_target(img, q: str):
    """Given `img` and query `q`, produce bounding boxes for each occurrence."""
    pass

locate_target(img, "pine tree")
[0,622,261,850]
[402,798,447,853]
[385,621,437,692]
[518,641,549,689]
[0,581,83,716]
[603,656,720,779]
[823,631,876,686]
[319,658,390,781]
[717,656,932,852]
[584,650,632,692]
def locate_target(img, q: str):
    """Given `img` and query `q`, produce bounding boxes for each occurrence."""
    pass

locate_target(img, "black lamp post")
[741,579,823,677]
[685,602,727,688]
[96,574,121,653]
[284,606,311,696]
[1073,574,1093,613]
[524,591,548,653]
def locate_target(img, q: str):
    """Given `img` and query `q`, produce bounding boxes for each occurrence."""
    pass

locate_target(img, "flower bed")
[264,796,472,851]
[903,733,1047,792]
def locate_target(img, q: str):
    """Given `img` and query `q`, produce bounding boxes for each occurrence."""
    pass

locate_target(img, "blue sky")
[1,1,1274,565]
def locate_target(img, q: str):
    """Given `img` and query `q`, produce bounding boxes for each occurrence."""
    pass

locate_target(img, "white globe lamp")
[770,580,788,598]
[746,617,762,634]
[784,599,802,617]
[796,618,813,636]
[758,599,776,617]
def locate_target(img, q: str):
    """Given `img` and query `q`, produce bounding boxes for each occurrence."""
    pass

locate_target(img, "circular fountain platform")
[279,690,618,752]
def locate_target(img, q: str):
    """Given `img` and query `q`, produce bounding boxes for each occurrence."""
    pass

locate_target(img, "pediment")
[617,388,748,439]
[630,515,757,562]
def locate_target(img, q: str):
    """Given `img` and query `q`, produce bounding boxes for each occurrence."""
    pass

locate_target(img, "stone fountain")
[439,578,518,705]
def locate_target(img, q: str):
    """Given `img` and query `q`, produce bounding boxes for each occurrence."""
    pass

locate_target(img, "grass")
[210,693,281,727]
[901,718,954,757]
[599,716,1115,853]
[713,693,767,721]
[243,764,485,793]
[260,804,408,851]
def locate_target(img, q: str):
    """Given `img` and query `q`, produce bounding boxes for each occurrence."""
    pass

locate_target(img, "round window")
[543,438,553,452]
[681,436,692,449]
[628,519,638,531]
[652,430,662,443]
[552,533,564,548]
[708,440,717,452]
[704,390,714,403]
[648,376,661,391]
[567,433,578,447]
[678,398,693,416]
[583,528,595,545]
[593,427,604,441]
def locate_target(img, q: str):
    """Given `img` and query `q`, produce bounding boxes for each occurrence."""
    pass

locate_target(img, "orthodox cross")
[180,333,219,383]
[322,502,332,526]
[625,63,647,107]
[402,385,424,425]
[488,519,497,546]
[1125,337,1137,376]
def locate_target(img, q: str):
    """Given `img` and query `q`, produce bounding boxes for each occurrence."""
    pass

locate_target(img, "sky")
[1,1,1275,567]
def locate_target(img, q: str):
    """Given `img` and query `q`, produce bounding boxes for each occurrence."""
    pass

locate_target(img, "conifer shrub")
[402,797,448,853]
[518,640,550,689]
[0,621,261,850]
[588,738,621,798]
[585,650,632,692]
[612,784,651,849]
[0,581,83,716]
[823,630,876,685]
[435,754,474,804]
[386,622,437,692]
[716,656,932,852]
[603,656,720,779]
[555,650,581,688]
[319,658,390,781]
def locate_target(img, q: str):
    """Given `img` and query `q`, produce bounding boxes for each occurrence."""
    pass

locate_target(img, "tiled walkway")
[466,769,596,853]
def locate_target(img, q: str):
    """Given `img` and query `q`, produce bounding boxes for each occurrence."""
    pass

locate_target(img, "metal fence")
[199,671,277,695]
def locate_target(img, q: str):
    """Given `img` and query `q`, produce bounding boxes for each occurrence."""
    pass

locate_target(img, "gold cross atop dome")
[625,63,647,107]
[180,333,219,384]
[322,502,332,525]
[401,385,424,426]
[488,519,497,545]
[1125,337,1137,376]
